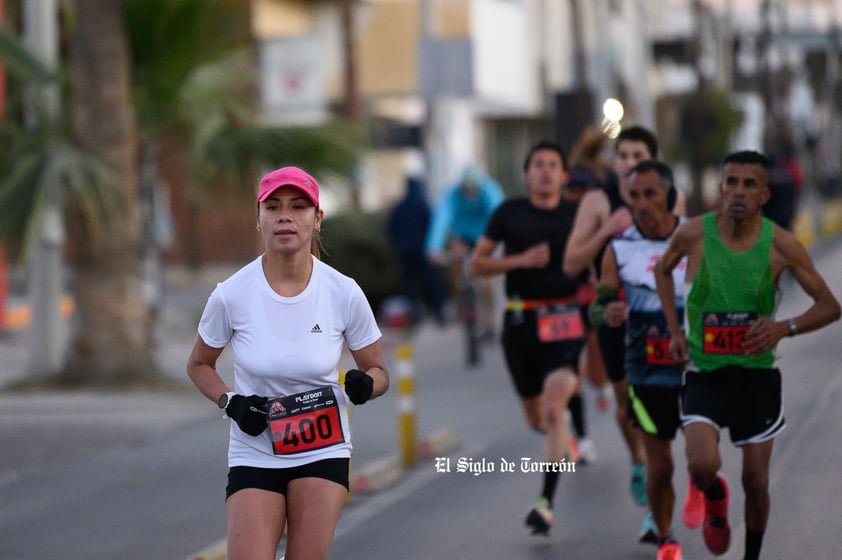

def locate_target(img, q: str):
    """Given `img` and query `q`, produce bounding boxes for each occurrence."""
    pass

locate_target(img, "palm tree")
[0,0,363,385]
[63,0,147,384]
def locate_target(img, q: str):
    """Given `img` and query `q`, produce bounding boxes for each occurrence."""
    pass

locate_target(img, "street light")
[602,97,624,138]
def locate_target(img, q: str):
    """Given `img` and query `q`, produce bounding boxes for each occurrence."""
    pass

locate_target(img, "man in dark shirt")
[471,140,588,536]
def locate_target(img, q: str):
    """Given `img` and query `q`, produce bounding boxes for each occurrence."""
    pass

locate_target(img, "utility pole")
[0,2,7,335]
[688,0,708,216]
[339,0,362,209]
[758,0,778,153]
[23,0,64,376]
[340,0,360,121]
[421,0,446,200]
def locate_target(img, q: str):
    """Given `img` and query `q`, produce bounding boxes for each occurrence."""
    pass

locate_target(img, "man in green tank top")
[653,150,840,560]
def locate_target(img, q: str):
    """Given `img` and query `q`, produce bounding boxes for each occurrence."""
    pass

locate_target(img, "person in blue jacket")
[426,164,504,334]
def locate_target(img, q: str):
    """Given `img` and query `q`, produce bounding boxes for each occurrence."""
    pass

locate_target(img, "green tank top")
[686,212,777,370]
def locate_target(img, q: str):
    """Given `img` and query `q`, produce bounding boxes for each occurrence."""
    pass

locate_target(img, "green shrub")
[321,210,401,315]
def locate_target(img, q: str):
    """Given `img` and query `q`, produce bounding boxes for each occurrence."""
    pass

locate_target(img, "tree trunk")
[64,0,156,384]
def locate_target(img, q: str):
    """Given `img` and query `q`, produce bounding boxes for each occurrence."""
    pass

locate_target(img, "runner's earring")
[256,224,261,231]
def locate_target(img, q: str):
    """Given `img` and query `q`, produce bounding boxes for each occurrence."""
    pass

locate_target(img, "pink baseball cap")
[258,166,319,207]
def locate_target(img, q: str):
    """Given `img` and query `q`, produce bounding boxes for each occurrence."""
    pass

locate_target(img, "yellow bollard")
[396,343,416,467]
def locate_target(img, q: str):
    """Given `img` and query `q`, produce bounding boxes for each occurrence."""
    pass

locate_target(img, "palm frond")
[0,26,60,84]
[188,119,366,200]
[0,136,113,253]
[126,0,252,131]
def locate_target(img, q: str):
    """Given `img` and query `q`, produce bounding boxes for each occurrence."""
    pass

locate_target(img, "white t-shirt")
[198,255,382,468]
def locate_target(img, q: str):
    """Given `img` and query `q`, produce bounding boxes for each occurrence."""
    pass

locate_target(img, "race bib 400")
[702,311,757,354]
[268,386,345,455]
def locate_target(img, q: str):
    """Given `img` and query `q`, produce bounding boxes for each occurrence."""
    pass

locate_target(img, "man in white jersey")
[187,166,389,560]
[590,160,696,560]
[563,126,687,509]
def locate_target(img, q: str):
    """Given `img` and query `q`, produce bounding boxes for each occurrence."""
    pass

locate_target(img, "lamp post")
[23,0,64,376]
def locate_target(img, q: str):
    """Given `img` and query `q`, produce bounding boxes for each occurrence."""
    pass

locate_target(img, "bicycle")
[455,252,481,368]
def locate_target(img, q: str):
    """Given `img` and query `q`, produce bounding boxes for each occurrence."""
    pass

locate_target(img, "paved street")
[0,238,841,559]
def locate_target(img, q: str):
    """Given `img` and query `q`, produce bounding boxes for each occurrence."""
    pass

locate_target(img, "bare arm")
[654,220,701,362]
[350,342,390,400]
[597,246,627,328]
[598,245,621,291]
[186,336,229,405]
[744,228,841,354]
[469,236,549,277]
[563,190,631,276]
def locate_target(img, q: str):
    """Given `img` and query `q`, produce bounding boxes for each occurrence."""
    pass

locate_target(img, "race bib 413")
[702,311,757,355]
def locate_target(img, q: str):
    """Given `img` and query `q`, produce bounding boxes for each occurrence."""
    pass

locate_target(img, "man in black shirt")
[471,140,588,536]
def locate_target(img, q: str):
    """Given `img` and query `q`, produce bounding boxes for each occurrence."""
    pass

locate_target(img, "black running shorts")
[597,324,626,383]
[680,367,786,446]
[502,310,584,398]
[226,458,350,500]
[629,384,682,440]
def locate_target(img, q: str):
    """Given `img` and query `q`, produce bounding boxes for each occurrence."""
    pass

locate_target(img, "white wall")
[473,0,540,113]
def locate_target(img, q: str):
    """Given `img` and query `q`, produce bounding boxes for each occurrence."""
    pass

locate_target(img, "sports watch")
[217,391,236,409]
[787,319,798,337]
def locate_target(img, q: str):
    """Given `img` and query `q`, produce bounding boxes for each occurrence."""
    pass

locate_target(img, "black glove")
[226,394,269,436]
[344,369,374,405]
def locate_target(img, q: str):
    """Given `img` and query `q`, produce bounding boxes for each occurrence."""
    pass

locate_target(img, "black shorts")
[629,384,682,440]
[226,458,350,500]
[680,367,786,446]
[502,310,583,398]
[597,324,626,382]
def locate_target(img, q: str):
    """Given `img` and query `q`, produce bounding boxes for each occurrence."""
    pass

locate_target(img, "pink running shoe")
[702,476,731,555]
[657,541,683,560]
[683,479,705,529]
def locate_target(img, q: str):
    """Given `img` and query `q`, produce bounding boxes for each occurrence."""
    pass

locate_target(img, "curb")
[415,426,461,460]
[351,426,461,494]
[350,455,403,493]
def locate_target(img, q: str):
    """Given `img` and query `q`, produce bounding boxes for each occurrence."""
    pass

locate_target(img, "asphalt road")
[1,239,841,560]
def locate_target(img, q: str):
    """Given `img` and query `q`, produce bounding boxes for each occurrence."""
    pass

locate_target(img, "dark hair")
[723,150,770,169]
[523,140,567,171]
[615,126,658,158]
[629,159,676,210]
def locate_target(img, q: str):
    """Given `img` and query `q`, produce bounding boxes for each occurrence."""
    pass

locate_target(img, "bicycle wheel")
[460,284,481,367]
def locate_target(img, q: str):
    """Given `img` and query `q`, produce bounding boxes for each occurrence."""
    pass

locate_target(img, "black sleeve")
[483,201,510,243]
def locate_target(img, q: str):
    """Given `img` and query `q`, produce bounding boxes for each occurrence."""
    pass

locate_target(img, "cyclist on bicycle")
[426,164,504,335]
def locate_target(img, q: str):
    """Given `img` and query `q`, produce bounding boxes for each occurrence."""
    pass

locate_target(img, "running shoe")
[576,437,596,464]
[702,476,731,555]
[630,463,648,506]
[638,510,658,544]
[657,540,682,560]
[683,479,705,529]
[525,498,553,536]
